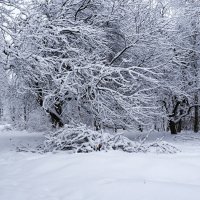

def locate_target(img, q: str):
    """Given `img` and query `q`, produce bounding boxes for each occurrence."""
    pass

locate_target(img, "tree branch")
[75,0,91,21]
[109,45,133,65]
[174,104,200,123]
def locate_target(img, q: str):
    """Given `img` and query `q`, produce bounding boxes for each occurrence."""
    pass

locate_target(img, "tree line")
[0,0,200,134]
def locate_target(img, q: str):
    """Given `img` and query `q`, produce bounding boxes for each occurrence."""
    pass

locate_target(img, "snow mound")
[43,125,180,154]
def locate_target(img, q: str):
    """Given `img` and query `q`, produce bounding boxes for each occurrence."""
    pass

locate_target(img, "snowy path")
[1,128,200,200]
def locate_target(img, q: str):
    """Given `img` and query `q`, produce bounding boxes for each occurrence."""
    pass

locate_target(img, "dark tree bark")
[48,110,64,128]
[177,109,183,133]
[36,83,64,128]
[194,95,199,133]
[168,101,181,134]
[47,98,64,128]
[94,120,100,131]
[163,95,200,134]
[169,120,177,134]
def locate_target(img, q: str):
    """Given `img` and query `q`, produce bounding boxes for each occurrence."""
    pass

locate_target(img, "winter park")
[1,0,200,200]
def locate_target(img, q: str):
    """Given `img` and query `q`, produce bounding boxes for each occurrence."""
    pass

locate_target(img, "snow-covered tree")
[161,0,200,134]
[6,0,169,130]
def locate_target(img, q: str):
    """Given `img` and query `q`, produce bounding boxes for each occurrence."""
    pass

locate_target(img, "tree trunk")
[94,120,100,131]
[48,110,64,128]
[194,94,199,133]
[177,119,182,133]
[36,86,64,128]
[177,110,183,133]
[169,120,177,134]
[50,100,64,128]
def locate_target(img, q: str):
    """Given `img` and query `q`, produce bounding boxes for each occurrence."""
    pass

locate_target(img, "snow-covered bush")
[43,125,180,154]
[44,124,134,153]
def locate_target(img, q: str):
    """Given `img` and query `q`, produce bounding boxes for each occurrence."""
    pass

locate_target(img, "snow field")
[0,129,200,200]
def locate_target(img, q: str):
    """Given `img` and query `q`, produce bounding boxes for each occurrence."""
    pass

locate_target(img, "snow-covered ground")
[1,124,200,200]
